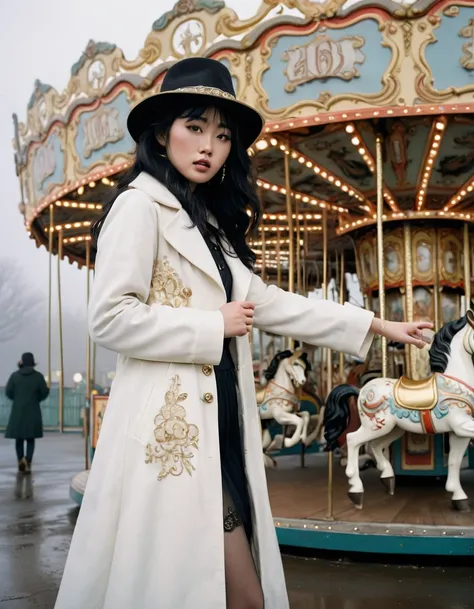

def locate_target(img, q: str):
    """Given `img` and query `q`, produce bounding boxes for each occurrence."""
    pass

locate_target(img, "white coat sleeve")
[247,274,374,359]
[88,190,224,364]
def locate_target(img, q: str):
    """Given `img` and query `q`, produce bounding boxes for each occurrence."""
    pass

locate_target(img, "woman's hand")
[220,302,255,337]
[370,318,434,349]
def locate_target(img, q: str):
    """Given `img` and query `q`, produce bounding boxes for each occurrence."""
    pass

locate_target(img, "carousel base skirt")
[266,453,474,556]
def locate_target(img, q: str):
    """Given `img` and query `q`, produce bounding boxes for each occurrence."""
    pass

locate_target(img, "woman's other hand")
[220,302,255,337]
[371,318,434,349]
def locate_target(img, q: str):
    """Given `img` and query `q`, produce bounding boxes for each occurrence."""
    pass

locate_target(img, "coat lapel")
[163,208,225,291]
[130,172,253,299]
[130,172,225,292]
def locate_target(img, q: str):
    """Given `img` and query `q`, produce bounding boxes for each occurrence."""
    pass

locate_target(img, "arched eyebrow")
[185,115,231,130]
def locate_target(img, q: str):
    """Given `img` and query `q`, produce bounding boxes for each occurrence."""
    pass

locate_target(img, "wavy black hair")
[91,101,260,269]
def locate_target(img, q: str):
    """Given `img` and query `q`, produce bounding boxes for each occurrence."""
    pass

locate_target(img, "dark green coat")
[5,367,49,439]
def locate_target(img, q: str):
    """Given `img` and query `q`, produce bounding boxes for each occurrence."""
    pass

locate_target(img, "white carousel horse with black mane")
[256,349,313,457]
[324,311,474,511]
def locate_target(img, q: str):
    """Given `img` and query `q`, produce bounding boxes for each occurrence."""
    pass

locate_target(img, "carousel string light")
[258,225,322,232]
[249,239,290,246]
[257,137,369,207]
[256,178,348,213]
[445,174,474,211]
[63,235,92,244]
[262,213,321,221]
[337,208,473,235]
[25,160,130,229]
[416,117,447,211]
[263,103,474,134]
[55,201,102,210]
[345,123,400,213]
[45,220,92,232]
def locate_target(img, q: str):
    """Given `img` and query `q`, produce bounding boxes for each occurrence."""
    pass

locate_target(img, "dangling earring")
[220,165,226,184]
[158,153,167,159]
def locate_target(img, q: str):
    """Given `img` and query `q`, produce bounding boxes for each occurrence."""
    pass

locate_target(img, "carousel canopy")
[11,0,474,268]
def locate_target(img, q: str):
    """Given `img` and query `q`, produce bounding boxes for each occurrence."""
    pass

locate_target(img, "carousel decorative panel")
[439,229,463,287]
[386,289,404,322]
[412,228,434,285]
[356,234,377,291]
[413,286,434,321]
[383,229,404,287]
[441,291,460,324]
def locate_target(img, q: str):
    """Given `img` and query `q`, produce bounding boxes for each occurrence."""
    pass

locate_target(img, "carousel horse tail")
[324,384,359,451]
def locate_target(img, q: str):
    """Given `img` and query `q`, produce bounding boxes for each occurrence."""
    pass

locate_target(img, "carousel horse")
[324,312,474,511]
[256,349,312,456]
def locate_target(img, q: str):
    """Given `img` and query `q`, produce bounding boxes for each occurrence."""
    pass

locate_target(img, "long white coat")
[54,172,374,609]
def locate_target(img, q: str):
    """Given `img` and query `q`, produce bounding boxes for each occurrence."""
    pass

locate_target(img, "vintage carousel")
[12,0,474,555]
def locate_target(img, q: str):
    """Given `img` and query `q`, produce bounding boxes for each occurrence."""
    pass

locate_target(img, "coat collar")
[129,172,252,300]
[130,172,181,209]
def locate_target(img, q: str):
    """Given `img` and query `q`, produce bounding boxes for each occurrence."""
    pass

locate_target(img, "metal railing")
[0,386,86,431]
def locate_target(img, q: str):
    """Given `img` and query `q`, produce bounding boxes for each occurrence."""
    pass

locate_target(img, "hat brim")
[127,91,264,150]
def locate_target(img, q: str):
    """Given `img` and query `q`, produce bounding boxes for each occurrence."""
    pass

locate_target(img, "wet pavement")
[0,434,473,609]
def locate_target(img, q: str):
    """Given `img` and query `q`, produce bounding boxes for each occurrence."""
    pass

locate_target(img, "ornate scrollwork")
[460,18,474,70]
[255,15,400,118]
[112,33,162,71]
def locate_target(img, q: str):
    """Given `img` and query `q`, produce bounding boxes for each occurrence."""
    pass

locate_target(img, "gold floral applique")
[147,257,192,307]
[145,375,199,480]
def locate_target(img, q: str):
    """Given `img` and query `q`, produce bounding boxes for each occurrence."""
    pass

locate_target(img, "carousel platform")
[267,453,474,556]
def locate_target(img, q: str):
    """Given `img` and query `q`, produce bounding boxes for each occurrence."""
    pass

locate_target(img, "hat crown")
[160,58,235,97]
[21,352,35,367]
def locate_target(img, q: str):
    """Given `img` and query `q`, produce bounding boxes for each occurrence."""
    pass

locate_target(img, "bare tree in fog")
[0,258,41,342]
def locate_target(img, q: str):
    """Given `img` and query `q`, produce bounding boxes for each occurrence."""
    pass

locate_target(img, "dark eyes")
[187,125,231,141]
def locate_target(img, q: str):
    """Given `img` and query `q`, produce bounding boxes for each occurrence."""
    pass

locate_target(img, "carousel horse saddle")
[255,387,266,406]
[393,374,438,411]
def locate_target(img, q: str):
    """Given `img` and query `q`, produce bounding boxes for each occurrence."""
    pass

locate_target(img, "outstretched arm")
[248,274,431,358]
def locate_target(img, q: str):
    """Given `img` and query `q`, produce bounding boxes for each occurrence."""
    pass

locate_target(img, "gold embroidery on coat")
[147,257,192,307]
[145,375,199,480]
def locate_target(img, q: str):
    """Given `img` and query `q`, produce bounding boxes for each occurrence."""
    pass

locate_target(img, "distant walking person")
[5,353,49,473]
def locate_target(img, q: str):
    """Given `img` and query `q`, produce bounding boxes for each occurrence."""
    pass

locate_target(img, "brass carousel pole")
[323,210,332,396]
[84,240,91,470]
[92,342,97,389]
[57,229,64,432]
[323,208,334,521]
[86,240,92,403]
[404,224,414,378]
[339,251,345,382]
[276,229,282,288]
[284,149,294,294]
[284,146,295,352]
[464,224,471,312]
[376,136,388,377]
[434,230,441,331]
[258,197,265,378]
[48,205,54,389]
[296,200,302,294]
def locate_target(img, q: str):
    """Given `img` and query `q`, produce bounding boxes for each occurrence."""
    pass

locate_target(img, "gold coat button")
[202,365,213,376]
[203,392,214,404]
[182,288,192,298]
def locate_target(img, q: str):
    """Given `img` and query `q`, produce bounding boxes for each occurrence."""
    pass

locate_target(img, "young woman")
[54,58,431,609]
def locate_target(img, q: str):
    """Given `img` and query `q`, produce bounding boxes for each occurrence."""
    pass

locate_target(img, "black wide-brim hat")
[20,352,37,367]
[127,57,264,150]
